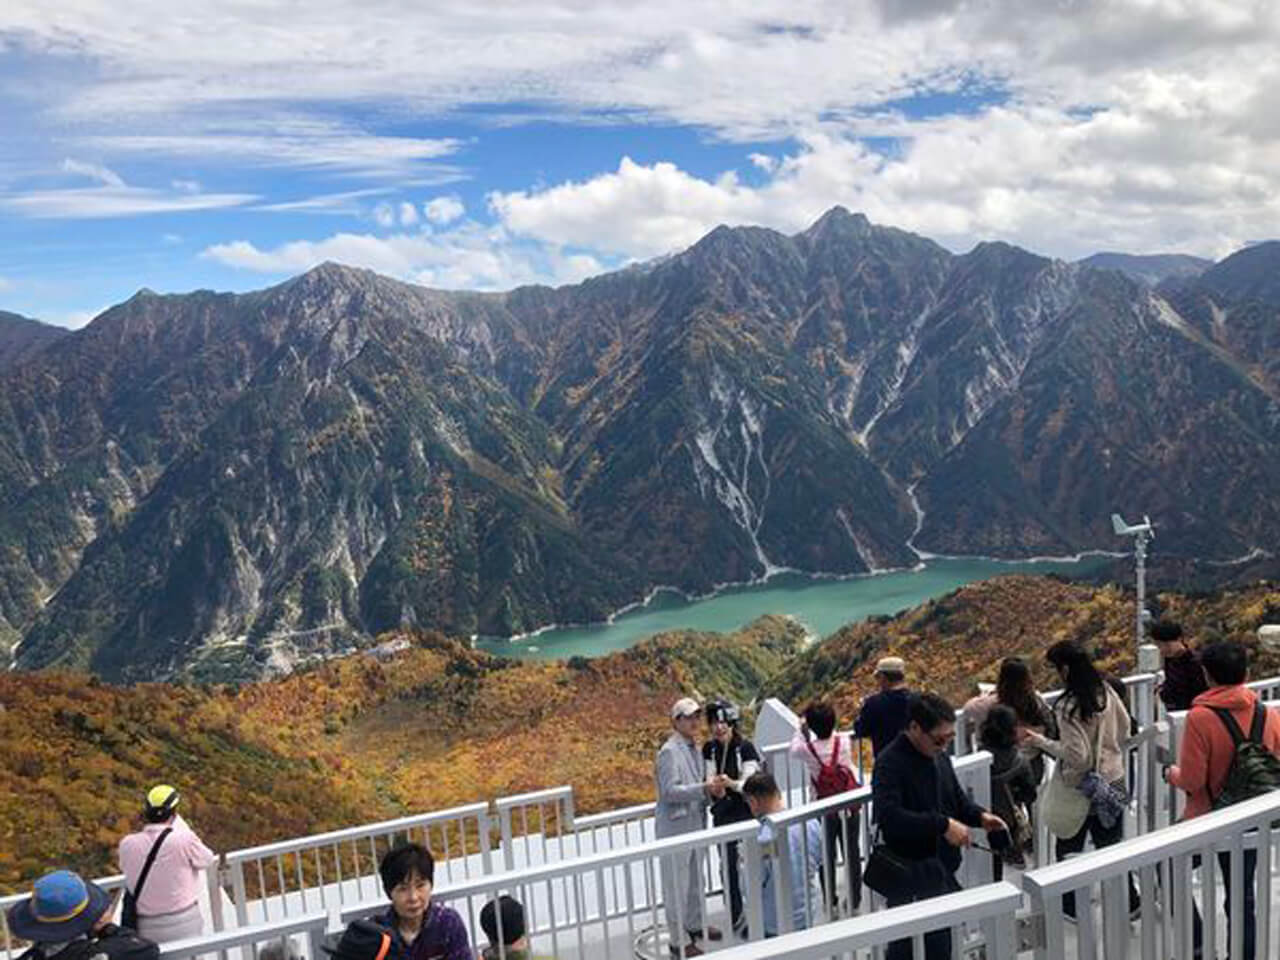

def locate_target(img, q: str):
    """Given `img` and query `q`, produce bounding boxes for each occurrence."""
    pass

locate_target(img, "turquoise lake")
[475,555,1111,660]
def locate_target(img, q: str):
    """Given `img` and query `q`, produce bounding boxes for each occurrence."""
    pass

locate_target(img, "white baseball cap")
[670,697,702,719]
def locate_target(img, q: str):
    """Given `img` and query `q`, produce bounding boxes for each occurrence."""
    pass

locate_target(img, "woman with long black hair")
[1021,642,1136,918]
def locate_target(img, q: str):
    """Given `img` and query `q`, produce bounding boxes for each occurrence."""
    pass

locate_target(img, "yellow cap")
[145,784,180,815]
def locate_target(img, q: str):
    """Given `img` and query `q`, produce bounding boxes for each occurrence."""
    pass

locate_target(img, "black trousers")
[1192,849,1258,960]
[885,861,959,960]
[1055,813,1139,918]
[722,839,744,931]
[820,810,862,912]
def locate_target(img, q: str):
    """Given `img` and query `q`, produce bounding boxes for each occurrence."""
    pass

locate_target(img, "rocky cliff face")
[4,214,1279,679]
[0,311,67,372]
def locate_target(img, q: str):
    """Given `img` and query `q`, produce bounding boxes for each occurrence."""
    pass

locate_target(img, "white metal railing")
[219,801,493,928]
[707,881,1023,960]
[156,912,327,960]
[1022,789,1280,960]
[495,787,576,871]
[338,818,766,960]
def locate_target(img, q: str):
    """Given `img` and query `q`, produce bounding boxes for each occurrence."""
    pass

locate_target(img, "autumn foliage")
[3,575,1278,894]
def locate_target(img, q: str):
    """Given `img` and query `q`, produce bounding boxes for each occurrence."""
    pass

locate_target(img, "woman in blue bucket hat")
[6,871,157,960]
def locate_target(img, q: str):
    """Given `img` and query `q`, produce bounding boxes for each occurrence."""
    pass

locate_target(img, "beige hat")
[875,656,906,675]
[670,697,702,719]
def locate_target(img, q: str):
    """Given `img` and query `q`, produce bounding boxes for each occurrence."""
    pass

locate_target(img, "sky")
[1,0,1278,327]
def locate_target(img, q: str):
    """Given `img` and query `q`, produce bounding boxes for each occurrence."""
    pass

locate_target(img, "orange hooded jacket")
[1167,684,1280,819]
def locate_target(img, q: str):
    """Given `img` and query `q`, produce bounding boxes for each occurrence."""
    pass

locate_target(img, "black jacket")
[20,927,159,960]
[1158,651,1208,713]
[872,732,986,874]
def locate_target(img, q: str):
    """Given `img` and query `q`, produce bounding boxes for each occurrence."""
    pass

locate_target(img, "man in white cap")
[854,657,913,756]
[118,784,216,943]
[655,697,726,958]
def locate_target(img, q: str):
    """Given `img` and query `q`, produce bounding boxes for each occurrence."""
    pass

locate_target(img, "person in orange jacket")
[1165,641,1280,960]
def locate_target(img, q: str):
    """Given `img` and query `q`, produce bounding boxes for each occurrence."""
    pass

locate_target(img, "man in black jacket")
[6,871,159,960]
[872,693,1006,960]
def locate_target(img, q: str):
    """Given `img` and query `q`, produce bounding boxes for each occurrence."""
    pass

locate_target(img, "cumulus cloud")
[373,203,397,229]
[424,196,465,225]
[398,202,418,226]
[201,222,606,291]
[490,108,1280,263]
[6,0,1280,258]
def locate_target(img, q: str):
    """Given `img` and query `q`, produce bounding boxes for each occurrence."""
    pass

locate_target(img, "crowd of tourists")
[7,622,1280,960]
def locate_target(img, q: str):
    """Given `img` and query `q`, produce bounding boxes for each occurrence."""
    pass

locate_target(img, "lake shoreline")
[480,550,1128,655]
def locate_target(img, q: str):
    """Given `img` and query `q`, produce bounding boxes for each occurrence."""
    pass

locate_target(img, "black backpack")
[1209,702,1280,809]
[19,927,159,960]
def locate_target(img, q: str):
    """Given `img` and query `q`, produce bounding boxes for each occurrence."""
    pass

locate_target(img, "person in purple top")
[374,844,471,960]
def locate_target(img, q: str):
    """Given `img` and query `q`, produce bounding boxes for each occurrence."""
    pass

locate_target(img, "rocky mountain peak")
[1199,240,1280,306]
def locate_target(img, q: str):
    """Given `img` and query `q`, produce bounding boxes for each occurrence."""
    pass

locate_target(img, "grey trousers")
[660,846,705,944]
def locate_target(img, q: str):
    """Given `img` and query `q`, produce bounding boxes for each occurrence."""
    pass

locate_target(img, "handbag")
[862,828,913,899]
[121,827,173,930]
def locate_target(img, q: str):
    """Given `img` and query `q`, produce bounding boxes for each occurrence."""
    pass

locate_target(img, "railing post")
[498,805,515,872]
[769,816,795,935]
[741,829,765,942]
[230,860,250,929]
[305,918,326,960]
[206,858,226,933]
[477,806,494,876]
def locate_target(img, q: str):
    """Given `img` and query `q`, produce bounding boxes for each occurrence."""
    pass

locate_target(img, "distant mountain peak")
[1077,251,1212,287]
[799,206,872,242]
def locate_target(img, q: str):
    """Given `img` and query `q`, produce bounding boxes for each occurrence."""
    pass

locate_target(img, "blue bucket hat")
[5,871,113,942]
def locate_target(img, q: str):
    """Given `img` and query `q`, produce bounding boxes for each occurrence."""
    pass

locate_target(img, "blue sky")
[1,1,1277,327]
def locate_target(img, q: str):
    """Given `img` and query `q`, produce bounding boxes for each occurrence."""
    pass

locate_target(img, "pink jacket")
[119,815,217,916]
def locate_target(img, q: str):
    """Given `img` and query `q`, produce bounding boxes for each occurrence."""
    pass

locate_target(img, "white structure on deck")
[3,671,1279,960]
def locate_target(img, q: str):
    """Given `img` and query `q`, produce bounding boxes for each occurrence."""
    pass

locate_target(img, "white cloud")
[398,202,418,227]
[424,196,465,225]
[373,203,397,229]
[61,158,125,187]
[171,178,200,193]
[161,233,182,244]
[4,1,1280,258]
[256,188,393,215]
[0,186,257,219]
[489,108,1280,263]
[201,222,606,291]
[86,123,467,178]
[48,306,111,330]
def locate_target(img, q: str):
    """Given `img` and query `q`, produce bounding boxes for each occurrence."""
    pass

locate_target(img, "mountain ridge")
[4,209,1280,679]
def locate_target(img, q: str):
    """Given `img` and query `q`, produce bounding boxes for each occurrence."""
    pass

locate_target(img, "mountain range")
[3,211,1278,680]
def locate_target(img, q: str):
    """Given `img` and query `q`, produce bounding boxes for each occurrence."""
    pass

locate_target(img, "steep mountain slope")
[1161,241,1280,398]
[914,268,1280,557]
[1078,252,1212,287]
[0,617,805,890]
[0,311,67,372]
[4,213,1279,679]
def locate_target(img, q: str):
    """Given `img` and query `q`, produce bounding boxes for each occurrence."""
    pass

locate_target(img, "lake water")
[475,555,1111,660]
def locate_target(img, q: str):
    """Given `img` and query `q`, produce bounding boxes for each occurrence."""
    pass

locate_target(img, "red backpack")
[806,735,860,798]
